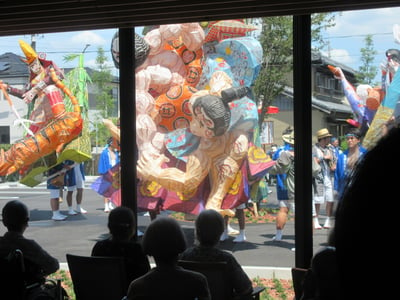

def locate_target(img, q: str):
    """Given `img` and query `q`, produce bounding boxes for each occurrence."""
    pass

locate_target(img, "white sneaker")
[52,212,67,221]
[313,218,322,230]
[227,224,239,235]
[220,231,229,242]
[323,218,332,229]
[68,209,78,216]
[233,233,247,243]
[272,235,282,241]
[76,207,87,214]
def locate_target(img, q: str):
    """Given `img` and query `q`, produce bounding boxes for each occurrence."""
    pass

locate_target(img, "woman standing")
[98,137,120,212]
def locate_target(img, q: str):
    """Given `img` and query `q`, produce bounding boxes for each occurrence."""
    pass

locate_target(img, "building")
[0,52,119,145]
[264,51,357,148]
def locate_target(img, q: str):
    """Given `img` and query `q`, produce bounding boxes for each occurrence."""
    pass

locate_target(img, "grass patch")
[50,270,293,300]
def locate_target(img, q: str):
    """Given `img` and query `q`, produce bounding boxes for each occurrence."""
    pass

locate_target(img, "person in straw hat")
[269,129,295,241]
[312,128,336,229]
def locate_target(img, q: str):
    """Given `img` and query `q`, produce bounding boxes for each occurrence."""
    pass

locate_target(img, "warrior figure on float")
[0,40,82,176]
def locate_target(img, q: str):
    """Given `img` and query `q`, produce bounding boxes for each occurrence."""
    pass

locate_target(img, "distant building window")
[0,126,10,144]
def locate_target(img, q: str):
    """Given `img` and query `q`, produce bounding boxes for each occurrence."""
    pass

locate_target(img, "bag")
[312,157,321,177]
[50,173,65,187]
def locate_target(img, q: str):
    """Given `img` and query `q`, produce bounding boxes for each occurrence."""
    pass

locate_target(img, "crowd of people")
[3,122,399,299]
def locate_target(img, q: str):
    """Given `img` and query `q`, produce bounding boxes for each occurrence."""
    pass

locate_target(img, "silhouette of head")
[2,200,29,232]
[142,217,187,263]
[195,209,225,247]
[108,206,136,240]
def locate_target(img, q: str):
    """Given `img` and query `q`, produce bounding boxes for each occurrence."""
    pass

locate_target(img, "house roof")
[312,52,358,84]
[283,86,353,115]
[311,97,353,114]
[0,52,28,78]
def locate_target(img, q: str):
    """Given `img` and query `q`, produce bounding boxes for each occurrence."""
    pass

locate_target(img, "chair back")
[66,253,127,300]
[178,260,232,300]
[291,267,308,300]
[0,249,26,300]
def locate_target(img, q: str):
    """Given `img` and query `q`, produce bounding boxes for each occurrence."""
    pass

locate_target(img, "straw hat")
[316,128,332,140]
[282,131,294,145]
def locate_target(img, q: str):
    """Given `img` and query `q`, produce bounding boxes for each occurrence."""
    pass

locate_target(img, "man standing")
[269,131,295,241]
[65,161,87,215]
[312,128,335,229]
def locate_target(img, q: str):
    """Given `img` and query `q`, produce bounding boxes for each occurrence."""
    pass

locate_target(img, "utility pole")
[31,34,36,50]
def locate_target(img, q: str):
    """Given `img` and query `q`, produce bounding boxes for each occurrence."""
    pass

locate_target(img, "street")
[0,179,332,278]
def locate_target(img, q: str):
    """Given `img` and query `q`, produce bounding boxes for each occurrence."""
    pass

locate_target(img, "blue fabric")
[334,146,367,199]
[273,144,292,200]
[98,146,120,175]
[64,160,76,187]
[63,160,85,187]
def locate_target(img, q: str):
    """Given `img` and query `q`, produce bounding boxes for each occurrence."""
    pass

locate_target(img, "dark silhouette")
[0,200,59,297]
[334,126,400,299]
[180,209,253,298]
[91,206,150,285]
[127,216,210,300]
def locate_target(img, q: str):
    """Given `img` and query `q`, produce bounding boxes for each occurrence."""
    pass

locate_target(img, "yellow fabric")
[19,40,38,64]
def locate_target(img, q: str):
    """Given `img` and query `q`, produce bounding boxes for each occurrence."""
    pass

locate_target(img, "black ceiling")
[0,0,399,36]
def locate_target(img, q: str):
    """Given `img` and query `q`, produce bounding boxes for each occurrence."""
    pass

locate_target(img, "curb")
[0,176,98,189]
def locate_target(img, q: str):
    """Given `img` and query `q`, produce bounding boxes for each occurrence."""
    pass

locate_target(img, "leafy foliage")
[92,46,115,119]
[253,13,337,128]
[356,34,378,85]
[90,46,117,147]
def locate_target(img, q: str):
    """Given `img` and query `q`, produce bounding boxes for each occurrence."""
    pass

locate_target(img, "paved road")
[0,178,332,278]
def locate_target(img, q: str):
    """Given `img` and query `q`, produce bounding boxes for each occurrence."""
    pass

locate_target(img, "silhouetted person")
[127,216,210,300]
[334,126,400,299]
[180,209,253,298]
[91,206,150,287]
[0,200,59,285]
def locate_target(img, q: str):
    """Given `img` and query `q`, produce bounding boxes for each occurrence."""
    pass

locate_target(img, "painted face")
[111,36,119,67]
[190,105,215,138]
[29,59,41,74]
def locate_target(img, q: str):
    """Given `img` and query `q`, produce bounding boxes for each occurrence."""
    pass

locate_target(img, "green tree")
[254,13,336,127]
[92,46,115,118]
[91,46,117,147]
[356,34,378,85]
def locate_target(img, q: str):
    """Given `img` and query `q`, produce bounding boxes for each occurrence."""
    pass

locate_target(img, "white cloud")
[321,48,354,66]
[322,6,400,77]
[70,31,106,46]
[327,7,400,37]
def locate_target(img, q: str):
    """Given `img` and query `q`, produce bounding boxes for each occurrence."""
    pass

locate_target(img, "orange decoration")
[155,85,197,132]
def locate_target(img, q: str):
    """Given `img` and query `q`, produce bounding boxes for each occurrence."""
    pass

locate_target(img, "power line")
[325,32,393,39]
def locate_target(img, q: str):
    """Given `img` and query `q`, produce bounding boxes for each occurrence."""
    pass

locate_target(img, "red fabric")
[267,106,279,114]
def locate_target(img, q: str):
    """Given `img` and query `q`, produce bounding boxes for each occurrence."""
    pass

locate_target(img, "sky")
[321,7,400,79]
[0,7,399,82]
